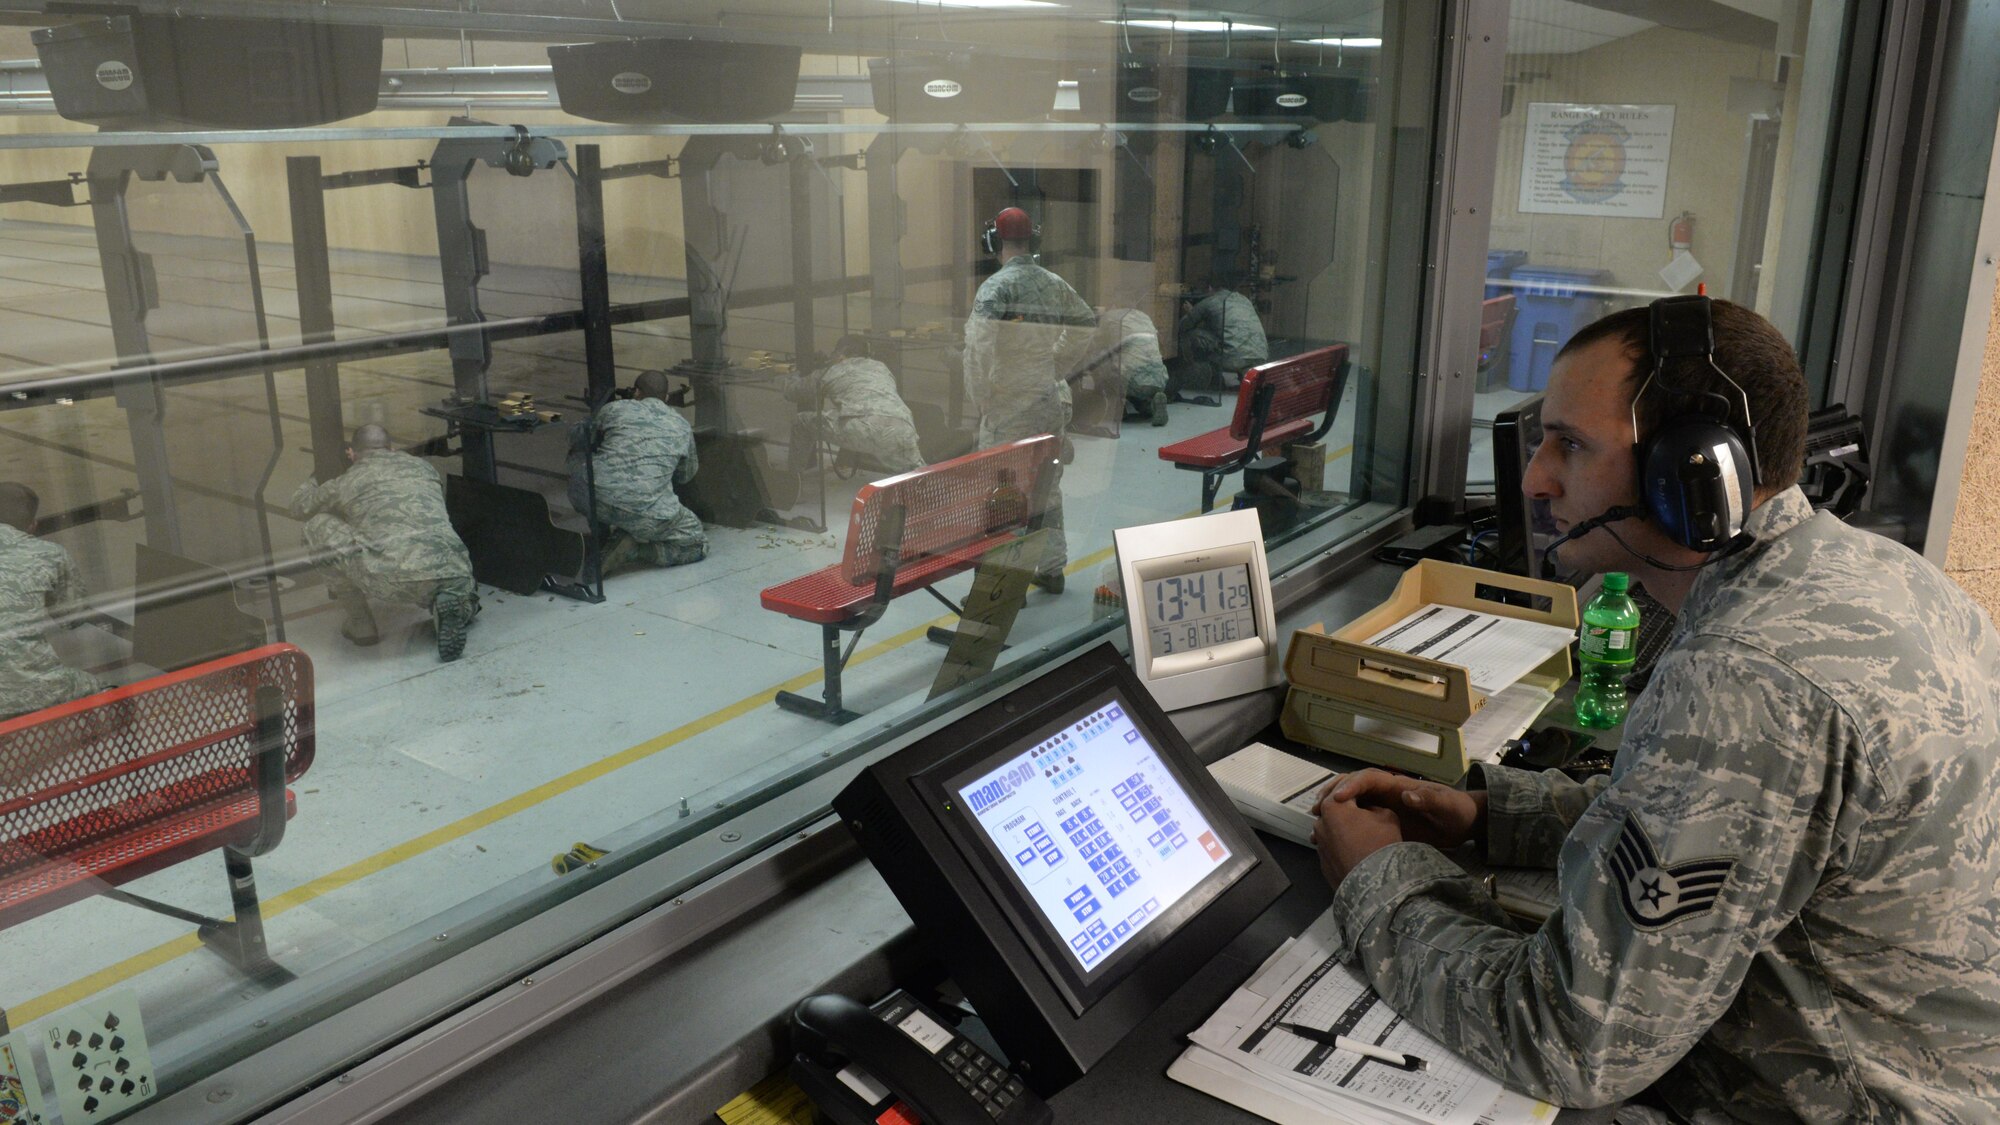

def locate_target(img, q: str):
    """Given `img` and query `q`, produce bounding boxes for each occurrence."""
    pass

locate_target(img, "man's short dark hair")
[632,370,672,401]
[1556,299,1808,493]
[0,481,39,532]
[832,334,870,361]
[350,423,392,454]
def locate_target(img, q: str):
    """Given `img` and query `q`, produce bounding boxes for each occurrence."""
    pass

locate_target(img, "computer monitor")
[834,643,1287,1095]
[1492,394,1558,578]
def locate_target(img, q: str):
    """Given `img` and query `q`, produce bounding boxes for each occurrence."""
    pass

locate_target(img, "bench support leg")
[1201,469,1225,513]
[775,623,862,724]
[100,852,296,983]
[200,851,296,984]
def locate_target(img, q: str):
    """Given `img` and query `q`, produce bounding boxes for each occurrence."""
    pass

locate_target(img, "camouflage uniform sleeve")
[290,476,329,520]
[1053,283,1099,378]
[1327,642,1861,1107]
[47,543,88,620]
[777,371,816,407]
[1473,764,1613,868]
[964,289,1002,414]
[673,415,699,486]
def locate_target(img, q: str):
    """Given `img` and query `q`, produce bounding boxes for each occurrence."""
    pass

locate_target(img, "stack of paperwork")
[1280,561,1580,782]
[1170,910,1555,1125]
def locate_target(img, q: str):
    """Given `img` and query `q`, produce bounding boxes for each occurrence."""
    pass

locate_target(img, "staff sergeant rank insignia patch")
[1608,813,1735,929]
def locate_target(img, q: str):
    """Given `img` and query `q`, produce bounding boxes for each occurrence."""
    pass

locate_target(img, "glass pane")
[0,4,1436,1114]
[1469,0,1852,510]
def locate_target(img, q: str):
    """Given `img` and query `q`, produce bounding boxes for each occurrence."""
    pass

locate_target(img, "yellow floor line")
[15,447,1356,1021]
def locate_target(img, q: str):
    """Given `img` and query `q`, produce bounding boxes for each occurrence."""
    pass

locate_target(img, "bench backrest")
[1,644,314,878]
[1228,344,1350,441]
[840,435,1060,585]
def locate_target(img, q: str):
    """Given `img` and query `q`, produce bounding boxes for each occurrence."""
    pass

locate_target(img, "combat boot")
[598,530,645,576]
[337,593,380,646]
[1151,391,1169,427]
[433,589,478,662]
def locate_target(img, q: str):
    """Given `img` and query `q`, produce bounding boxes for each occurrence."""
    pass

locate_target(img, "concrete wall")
[1946,280,2000,618]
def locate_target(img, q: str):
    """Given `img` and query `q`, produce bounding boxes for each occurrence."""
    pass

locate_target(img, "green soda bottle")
[1575,571,1641,729]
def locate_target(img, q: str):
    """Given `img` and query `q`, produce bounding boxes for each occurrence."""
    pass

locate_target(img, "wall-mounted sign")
[1519,102,1675,219]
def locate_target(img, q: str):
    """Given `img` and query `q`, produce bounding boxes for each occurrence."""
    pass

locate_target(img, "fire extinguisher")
[1669,210,1696,251]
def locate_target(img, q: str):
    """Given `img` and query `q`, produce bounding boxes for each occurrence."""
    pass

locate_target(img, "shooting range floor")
[0,218,1360,1067]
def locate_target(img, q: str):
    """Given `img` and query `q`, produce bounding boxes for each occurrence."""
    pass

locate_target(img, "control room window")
[1466,0,1854,497]
[0,0,1434,1112]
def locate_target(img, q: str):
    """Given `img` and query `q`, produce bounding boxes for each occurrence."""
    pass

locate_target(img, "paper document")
[1364,606,1574,695]
[1349,682,1554,764]
[1178,910,1553,1125]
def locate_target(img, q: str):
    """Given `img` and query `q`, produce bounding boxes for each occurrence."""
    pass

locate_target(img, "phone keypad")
[940,1038,1027,1118]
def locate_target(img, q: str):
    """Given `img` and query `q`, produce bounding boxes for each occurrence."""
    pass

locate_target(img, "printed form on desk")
[1171,909,1555,1125]
[1364,606,1575,696]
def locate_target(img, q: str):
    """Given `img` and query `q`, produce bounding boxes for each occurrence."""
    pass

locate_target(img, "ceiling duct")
[546,38,803,124]
[32,14,383,130]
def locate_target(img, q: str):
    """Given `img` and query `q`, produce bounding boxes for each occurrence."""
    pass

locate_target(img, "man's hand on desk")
[1309,770,1490,890]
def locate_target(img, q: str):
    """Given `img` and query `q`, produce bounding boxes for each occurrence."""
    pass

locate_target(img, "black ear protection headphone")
[1546,293,1762,570]
[1634,294,1761,551]
[979,213,1042,256]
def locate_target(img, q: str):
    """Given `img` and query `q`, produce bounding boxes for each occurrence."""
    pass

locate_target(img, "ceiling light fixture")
[1107,19,1276,32]
[889,0,1063,8]
[1293,36,1382,47]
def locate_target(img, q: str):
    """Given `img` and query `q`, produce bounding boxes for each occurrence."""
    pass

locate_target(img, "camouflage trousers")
[0,652,99,722]
[597,498,708,567]
[1121,363,1168,407]
[1181,328,1246,387]
[979,397,1070,578]
[814,412,925,473]
[305,514,475,610]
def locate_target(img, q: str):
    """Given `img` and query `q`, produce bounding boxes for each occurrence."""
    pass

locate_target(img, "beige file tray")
[1280,560,1578,781]
[1280,679,1479,782]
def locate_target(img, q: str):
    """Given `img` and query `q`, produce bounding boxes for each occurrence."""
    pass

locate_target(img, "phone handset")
[789,991,1052,1125]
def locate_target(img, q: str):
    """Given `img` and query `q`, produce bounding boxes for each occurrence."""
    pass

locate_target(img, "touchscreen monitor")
[835,643,1287,1094]
[950,697,1233,974]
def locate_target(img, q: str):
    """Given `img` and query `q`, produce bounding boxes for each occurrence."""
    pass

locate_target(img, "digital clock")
[1114,509,1280,711]
[1143,564,1256,656]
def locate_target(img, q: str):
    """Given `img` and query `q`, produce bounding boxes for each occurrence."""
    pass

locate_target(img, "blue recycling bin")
[1485,249,1527,299]
[1507,266,1613,392]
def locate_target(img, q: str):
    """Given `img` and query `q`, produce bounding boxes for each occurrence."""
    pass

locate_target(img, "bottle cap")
[1601,571,1630,593]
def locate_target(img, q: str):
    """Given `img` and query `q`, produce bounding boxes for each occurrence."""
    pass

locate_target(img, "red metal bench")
[1158,344,1350,512]
[760,435,1059,723]
[0,643,315,981]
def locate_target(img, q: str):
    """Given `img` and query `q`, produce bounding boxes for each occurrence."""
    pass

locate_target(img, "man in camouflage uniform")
[1314,300,2000,1121]
[292,425,480,661]
[1085,305,1171,427]
[0,482,100,720]
[783,335,924,473]
[1177,282,1268,391]
[567,370,706,573]
[963,207,1096,592]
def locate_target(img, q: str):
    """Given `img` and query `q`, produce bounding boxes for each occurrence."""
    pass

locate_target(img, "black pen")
[1275,1022,1427,1072]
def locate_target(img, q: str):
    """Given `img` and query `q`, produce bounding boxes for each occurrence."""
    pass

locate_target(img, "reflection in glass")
[0,2,1432,1113]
